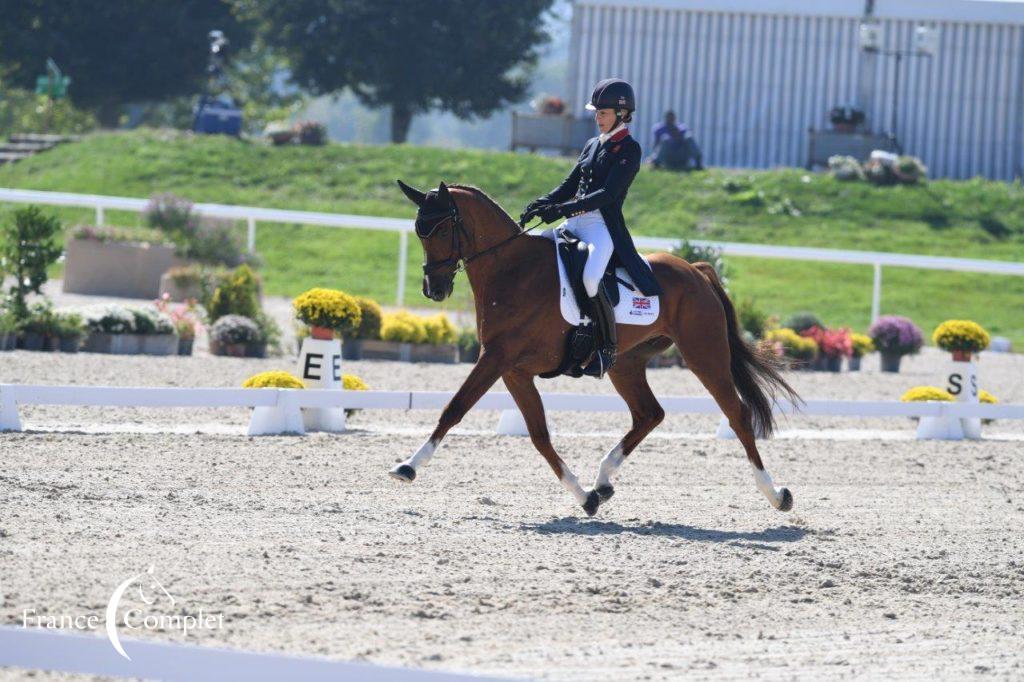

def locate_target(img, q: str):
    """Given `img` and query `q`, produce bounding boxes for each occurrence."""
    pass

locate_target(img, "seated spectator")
[650,111,704,171]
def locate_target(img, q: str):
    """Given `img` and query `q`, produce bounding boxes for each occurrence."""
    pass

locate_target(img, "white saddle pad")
[544,232,660,326]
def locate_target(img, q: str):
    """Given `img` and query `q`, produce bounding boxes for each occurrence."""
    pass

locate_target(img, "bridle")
[417,195,540,279]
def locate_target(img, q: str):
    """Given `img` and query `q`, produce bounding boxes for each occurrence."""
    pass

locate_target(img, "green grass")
[2,129,1023,344]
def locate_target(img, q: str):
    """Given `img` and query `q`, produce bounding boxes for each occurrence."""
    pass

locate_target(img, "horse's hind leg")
[594,346,667,505]
[672,315,793,512]
[503,370,601,516]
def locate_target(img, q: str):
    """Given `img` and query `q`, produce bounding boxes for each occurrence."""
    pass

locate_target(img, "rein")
[419,202,541,277]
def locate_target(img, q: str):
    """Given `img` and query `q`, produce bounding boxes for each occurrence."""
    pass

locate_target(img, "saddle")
[539,227,628,379]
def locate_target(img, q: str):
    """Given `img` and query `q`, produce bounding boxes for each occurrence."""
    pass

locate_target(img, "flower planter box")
[0,332,12,351]
[458,343,481,363]
[82,332,141,355]
[18,332,47,351]
[58,337,81,353]
[341,338,364,360]
[358,339,459,363]
[141,334,179,356]
[63,238,187,299]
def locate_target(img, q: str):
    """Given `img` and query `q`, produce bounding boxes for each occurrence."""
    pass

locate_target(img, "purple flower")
[868,316,923,355]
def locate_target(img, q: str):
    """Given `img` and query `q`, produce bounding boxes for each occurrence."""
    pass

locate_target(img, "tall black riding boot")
[583,282,617,378]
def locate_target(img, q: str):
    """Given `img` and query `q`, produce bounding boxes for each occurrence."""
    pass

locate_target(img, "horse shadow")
[519,517,808,548]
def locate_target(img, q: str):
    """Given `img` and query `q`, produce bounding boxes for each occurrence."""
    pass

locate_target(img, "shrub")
[350,297,383,340]
[166,264,206,289]
[850,333,875,357]
[782,312,823,335]
[207,264,261,322]
[736,298,768,339]
[828,155,865,182]
[144,193,199,241]
[422,313,458,345]
[380,310,428,343]
[932,320,990,354]
[901,386,953,402]
[130,307,175,335]
[20,300,56,335]
[295,120,327,145]
[766,328,817,361]
[210,314,263,345]
[1,206,63,320]
[457,325,479,351]
[894,155,927,184]
[84,305,135,334]
[869,316,923,356]
[292,288,361,334]
[0,309,16,334]
[154,294,204,340]
[243,371,305,389]
[672,240,729,289]
[185,218,248,268]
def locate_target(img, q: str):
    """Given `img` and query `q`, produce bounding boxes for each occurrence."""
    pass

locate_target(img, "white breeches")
[564,211,614,297]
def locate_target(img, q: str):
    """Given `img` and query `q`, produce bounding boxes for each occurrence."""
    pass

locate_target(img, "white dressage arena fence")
[3,187,1024,319]
[2,384,1022,441]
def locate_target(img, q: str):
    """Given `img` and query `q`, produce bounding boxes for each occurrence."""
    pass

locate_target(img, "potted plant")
[417,313,460,363]
[54,311,85,353]
[210,314,263,357]
[869,315,923,373]
[18,301,56,351]
[932,320,989,362]
[364,310,428,361]
[342,374,369,418]
[82,304,139,354]
[849,333,874,371]
[129,307,178,356]
[294,120,327,145]
[802,326,852,372]
[292,287,361,341]
[0,309,16,351]
[766,328,817,370]
[155,294,204,356]
[265,121,296,146]
[342,296,383,360]
[243,370,306,389]
[827,155,865,182]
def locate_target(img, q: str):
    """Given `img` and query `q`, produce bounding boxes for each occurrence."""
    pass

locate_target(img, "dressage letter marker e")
[296,338,346,433]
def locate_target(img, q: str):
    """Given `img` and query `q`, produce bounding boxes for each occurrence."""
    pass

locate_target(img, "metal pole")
[871,262,882,323]
[396,230,408,306]
[246,216,256,253]
[891,52,902,153]
[95,204,104,226]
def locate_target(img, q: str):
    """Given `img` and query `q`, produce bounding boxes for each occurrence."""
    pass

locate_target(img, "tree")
[0,1,250,126]
[240,0,553,142]
[0,207,63,321]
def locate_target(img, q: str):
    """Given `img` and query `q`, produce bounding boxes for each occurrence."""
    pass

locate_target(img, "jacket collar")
[599,123,629,145]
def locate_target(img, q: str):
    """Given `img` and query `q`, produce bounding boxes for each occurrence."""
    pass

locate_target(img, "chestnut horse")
[390,180,799,517]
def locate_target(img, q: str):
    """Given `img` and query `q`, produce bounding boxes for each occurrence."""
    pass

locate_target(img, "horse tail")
[692,262,801,438]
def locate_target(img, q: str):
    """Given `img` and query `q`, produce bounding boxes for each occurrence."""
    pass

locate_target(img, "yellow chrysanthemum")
[242,371,306,389]
[900,386,953,402]
[766,328,818,360]
[932,320,990,354]
[422,313,458,345]
[850,332,874,357]
[293,288,361,334]
[380,310,428,343]
[979,390,998,404]
[342,374,368,391]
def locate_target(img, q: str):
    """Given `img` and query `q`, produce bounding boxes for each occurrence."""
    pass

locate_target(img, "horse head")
[397,179,461,302]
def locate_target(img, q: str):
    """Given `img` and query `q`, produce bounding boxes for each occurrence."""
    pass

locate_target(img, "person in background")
[650,110,704,171]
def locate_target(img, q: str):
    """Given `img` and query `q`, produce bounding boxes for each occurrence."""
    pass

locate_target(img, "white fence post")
[247,216,257,253]
[95,204,104,226]
[397,230,408,306]
[871,262,882,323]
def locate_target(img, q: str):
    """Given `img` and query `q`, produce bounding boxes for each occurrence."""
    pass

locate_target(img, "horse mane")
[449,184,523,234]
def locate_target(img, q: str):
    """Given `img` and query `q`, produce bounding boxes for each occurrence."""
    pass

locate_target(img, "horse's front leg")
[389,350,504,482]
[503,370,601,516]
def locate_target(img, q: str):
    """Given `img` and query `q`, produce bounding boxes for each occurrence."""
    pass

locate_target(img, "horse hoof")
[595,485,615,502]
[777,487,793,512]
[582,490,601,517]
[389,464,416,482]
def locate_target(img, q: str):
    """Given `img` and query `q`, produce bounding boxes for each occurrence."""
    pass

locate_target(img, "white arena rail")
[3,384,1022,440]
[3,187,1023,318]
[0,625,500,681]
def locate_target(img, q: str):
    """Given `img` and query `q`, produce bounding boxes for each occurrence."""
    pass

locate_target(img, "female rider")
[522,78,663,378]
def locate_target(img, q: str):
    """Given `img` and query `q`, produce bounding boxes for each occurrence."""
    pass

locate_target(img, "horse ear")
[436,181,451,205]
[396,179,426,206]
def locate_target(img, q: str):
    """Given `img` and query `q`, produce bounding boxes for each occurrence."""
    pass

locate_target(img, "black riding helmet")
[585,78,635,114]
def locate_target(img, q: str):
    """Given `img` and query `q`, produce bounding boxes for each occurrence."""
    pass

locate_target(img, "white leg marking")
[393,439,437,475]
[595,441,625,489]
[751,465,784,509]
[559,464,589,506]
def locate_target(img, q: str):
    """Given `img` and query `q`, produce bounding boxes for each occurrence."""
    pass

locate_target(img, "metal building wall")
[570,3,1024,180]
